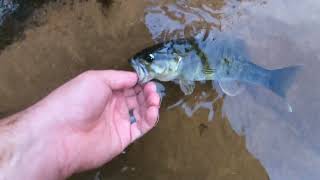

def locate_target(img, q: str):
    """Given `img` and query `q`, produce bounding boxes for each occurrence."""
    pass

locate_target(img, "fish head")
[130,43,182,84]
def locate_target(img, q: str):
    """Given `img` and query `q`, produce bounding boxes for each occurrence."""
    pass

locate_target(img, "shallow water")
[1,0,320,179]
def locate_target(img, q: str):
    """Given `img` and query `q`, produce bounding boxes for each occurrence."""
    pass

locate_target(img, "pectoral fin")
[154,82,166,100]
[179,80,195,95]
[218,81,245,96]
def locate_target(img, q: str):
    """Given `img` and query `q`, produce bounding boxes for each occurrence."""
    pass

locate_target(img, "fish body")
[130,34,300,97]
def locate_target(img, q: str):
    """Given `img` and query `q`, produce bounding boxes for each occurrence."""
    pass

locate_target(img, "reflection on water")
[143,0,320,180]
[1,0,320,179]
[167,84,221,121]
[144,0,262,41]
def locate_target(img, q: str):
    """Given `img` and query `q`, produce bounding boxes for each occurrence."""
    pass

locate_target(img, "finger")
[123,88,136,97]
[126,95,139,110]
[146,92,160,107]
[107,98,133,147]
[130,123,142,141]
[145,106,159,128]
[143,82,157,97]
[130,108,144,141]
[137,119,153,135]
[98,70,138,90]
[134,85,143,94]
[133,108,143,124]
[132,108,147,134]
[137,91,146,106]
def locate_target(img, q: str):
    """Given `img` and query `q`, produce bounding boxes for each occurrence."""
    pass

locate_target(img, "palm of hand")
[32,71,160,174]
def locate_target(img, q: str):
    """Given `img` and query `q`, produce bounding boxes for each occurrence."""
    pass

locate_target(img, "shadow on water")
[1,0,320,179]
[0,0,52,50]
[0,0,113,51]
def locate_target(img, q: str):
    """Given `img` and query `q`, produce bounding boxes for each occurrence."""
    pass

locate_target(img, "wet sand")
[0,0,269,179]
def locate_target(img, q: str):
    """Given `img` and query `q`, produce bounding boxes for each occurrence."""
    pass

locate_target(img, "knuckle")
[82,70,97,78]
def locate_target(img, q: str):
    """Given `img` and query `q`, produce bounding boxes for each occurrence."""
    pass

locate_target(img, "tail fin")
[269,65,302,98]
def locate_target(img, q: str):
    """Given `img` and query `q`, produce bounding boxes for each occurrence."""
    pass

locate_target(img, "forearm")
[0,111,67,180]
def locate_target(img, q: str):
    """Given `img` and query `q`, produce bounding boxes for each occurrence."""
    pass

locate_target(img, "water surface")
[0,0,319,180]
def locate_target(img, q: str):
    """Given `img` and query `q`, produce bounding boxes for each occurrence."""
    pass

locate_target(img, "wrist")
[0,111,68,180]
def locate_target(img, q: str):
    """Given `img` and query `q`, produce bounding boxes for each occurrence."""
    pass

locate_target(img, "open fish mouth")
[130,59,150,84]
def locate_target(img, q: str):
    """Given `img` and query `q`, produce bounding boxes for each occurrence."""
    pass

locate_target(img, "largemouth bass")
[130,33,301,98]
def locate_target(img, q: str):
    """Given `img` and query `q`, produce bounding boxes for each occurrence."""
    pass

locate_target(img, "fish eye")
[145,54,155,63]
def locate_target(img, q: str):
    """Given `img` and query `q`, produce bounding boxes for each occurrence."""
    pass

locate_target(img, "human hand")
[0,70,160,179]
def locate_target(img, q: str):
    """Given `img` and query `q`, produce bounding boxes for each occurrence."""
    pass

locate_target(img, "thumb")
[97,70,138,90]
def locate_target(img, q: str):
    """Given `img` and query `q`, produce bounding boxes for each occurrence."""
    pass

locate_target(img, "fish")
[130,33,301,99]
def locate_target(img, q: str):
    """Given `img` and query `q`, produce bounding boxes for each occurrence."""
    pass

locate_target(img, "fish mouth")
[130,59,150,84]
